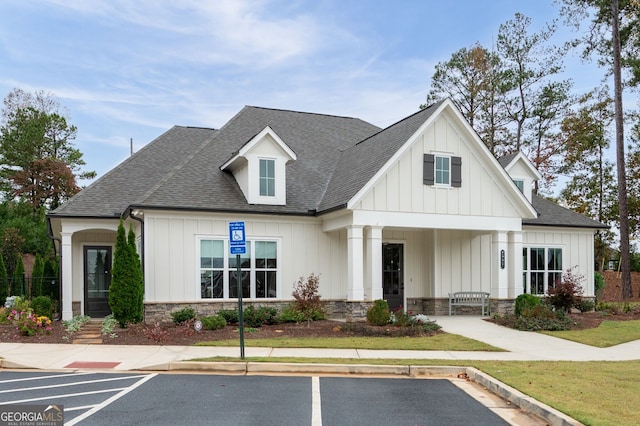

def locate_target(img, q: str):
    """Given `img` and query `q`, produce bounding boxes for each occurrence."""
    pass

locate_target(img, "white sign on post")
[229,221,246,254]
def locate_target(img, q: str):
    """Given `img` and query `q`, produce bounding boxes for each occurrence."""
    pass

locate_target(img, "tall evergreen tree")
[127,225,144,323]
[31,254,45,298]
[0,255,7,303]
[12,255,25,297]
[109,220,143,327]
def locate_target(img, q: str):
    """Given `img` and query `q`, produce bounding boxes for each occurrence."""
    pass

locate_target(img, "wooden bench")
[448,292,490,316]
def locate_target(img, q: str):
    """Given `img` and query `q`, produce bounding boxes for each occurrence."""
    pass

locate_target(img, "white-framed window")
[513,179,524,193]
[435,155,450,185]
[199,237,279,299]
[522,247,563,295]
[259,158,275,197]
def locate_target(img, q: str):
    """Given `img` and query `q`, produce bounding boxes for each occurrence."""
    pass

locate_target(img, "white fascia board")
[346,99,537,219]
[59,218,119,234]
[220,126,296,171]
[345,101,449,211]
[504,151,543,181]
[321,210,354,232]
[352,210,523,232]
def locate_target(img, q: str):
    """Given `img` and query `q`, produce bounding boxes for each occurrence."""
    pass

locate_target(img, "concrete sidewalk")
[0,315,638,371]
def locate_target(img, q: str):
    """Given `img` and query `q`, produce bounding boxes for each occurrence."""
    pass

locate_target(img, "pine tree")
[0,255,8,303]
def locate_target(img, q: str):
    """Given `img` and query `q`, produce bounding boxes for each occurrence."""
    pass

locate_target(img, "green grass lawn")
[541,319,640,347]
[195,333,503,351]
[191,325,640,426]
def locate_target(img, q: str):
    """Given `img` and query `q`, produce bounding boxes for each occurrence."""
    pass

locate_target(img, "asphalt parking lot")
[0,371,534,425]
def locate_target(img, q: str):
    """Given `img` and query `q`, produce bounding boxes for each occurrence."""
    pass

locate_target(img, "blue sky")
[0,0,607,182]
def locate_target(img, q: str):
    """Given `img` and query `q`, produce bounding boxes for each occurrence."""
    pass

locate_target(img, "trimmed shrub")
[217,309,239,324]
[279,304,307,323]
[0,255,8,303]
[576,299,595,313]
[201,315,226,330]
[514,293,540,317]
[170,307,197,325]
[31,295,52,319]
[367,299,390,326]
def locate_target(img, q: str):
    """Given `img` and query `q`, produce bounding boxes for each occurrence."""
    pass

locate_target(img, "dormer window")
[220,126,297,206]
[513,179,524,193]
[259,159,275,197]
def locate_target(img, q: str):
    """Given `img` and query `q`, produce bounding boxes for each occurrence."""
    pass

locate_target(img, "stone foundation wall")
[72,301,81,317]
[141,297,518,322]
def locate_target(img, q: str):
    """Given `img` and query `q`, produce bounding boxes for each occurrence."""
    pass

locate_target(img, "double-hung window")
[259,158,275,197]
[199,238,278,299]
[423,154,462,187]
[522,247,563,295]
[435,155,450,185]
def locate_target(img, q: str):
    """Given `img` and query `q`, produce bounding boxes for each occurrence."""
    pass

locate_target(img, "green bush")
[170,307,197,325]
[594,272,605,299]
[514,293,540,317]
[279,304,307,323]
[366,299,391,326]
[217,309,239,324]
[576,299,596,313]
[201,315,227,330]
[30,295,52,319]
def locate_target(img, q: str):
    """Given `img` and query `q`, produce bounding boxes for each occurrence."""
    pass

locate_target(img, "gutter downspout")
[46,217,62,321]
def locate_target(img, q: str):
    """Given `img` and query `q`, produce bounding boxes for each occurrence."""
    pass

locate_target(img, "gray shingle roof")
[50,107,380,217]
[318,101,443,212]
[525,195,608,229]
[50,103,607,231]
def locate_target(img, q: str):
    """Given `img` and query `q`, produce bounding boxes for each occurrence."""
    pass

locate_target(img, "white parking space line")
[0,374,146,394]
[0,387,128,405]
[0,372,91,384]
[66,373,157,426]
[312,376,322,426]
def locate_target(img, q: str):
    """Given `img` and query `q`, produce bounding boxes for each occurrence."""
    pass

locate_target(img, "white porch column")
[61,232,73,321]
[508,231,523,298]
[491,231,509,299]
[365,226,383,300]
[347,225,364,300]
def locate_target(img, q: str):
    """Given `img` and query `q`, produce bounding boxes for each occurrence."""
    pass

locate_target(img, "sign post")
[229,221,246,359]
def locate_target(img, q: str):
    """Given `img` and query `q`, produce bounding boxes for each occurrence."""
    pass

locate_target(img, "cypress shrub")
[109,220,143,327]
[12,256,25,297]
[31,254,45,298]
[0,255,7,303]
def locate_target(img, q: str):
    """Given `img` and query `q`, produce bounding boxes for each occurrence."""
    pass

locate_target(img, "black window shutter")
[451,156,462,187]
[423,154,434,185]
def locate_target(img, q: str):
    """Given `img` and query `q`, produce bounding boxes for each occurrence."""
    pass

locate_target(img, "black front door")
[383,243,404,311]
[84,246,112,317]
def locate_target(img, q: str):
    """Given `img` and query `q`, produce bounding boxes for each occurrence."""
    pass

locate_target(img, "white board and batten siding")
[143,211,347,303]
[354,111,528,224]
[523,226,596,297]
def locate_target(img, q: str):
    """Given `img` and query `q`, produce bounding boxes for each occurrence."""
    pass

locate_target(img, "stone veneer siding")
[141,298,517,323]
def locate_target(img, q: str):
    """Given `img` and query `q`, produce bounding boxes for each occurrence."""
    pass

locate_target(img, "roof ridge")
[244,105,364,121]
[351,99,444,148]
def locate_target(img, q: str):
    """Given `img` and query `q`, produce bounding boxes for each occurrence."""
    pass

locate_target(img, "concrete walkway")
[0,315,638,371]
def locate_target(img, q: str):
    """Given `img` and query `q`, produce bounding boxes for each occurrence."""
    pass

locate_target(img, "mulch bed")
[2,271,639,346]
[0,319,441,346]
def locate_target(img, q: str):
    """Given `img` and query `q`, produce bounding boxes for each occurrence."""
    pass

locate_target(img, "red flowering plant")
[7,309,52,336]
